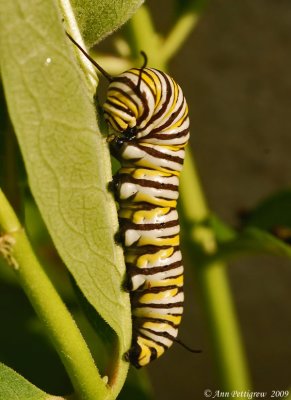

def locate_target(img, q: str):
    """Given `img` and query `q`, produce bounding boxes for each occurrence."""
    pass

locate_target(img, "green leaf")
[0,0,131,369]
[216,227,291,261]
[244,189,291,230]
[205,192,291,261]
[0,363,49,400]
[68,0,144,47]
[241,227,291,257]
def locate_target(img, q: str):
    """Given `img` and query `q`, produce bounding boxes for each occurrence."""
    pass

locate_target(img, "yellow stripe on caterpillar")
[127,247,174,269]
[133,309,182,326]
[136,234,180,247]
[131,192,177,208]
[139,287,180,303]
[148,275,183,288]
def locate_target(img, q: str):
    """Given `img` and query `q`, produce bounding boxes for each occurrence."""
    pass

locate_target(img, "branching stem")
[162,11,199,62]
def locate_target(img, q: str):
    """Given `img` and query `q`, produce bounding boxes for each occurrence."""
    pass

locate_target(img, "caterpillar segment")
[104,68,190,368]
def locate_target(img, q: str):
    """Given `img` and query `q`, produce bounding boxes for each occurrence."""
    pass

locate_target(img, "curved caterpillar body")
[103,67,190,368]
[65,33,191,368]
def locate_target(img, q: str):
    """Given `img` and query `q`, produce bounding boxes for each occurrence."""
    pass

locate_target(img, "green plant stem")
[0,189,107,400]
[125,5,165,70]
[180,148,251,392]
[126,5,199,68]
[161,11,199,62]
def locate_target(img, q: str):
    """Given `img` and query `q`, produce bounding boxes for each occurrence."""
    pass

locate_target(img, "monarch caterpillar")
[67,33,197,368]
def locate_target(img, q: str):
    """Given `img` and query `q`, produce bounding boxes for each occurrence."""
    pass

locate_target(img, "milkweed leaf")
[69,0,145,47]
[215,227,291,261]
[0,363,50,400]
[243,189,291,230]
[0,0,131,368]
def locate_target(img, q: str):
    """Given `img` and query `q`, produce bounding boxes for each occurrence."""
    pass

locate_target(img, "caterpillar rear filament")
[67,33,191,368]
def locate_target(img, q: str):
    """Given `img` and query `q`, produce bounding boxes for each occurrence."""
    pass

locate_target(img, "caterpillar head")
[103,68,158,141]
[103,68,190,148]
[65,33,189,147]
